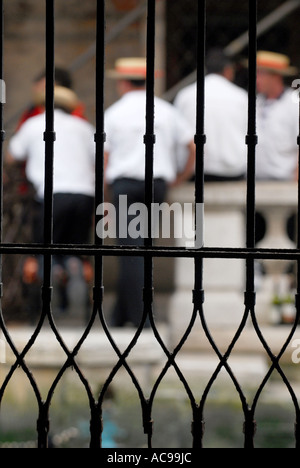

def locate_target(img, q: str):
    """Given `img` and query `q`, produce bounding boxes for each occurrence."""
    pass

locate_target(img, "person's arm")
[6,123,29,166]
[5,151,17,166]
[171,141,195,187]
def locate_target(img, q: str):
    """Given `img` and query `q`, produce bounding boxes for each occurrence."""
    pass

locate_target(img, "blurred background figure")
[256,51,298,181]
[6,85,95,321]
[104,57,195,328]
[174,48,248,182]
[255,51,299,315]
[7,67,91,322]
[17,66,87,130]
[255,51,299,246]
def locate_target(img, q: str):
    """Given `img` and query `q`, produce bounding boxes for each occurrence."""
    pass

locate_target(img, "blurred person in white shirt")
[7,86,96,318]
[104,57,195,328]
[255,51,299,262]
[255,51,299,181]
[174,48,248,182]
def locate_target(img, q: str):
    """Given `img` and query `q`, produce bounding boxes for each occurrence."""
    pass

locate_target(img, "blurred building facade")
[2,0,300,320]
[3,0,300,135]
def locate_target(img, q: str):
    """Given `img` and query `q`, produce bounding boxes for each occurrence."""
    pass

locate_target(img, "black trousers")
[33,193,94,245]
[111,178,167,327]
[33,193,94,279]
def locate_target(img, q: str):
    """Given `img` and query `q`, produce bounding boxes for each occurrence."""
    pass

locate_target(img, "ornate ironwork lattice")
[0,0,300,450]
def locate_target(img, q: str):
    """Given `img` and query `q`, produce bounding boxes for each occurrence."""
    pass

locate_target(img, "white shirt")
[174,74,248,177]
[256,89,299,180]
[9,109,96,199]
[104,90,194,184]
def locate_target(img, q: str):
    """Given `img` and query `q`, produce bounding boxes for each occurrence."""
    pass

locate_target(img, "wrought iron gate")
[0,0,300,450]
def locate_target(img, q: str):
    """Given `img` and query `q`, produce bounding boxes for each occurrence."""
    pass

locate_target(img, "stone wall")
[3,0,147,136]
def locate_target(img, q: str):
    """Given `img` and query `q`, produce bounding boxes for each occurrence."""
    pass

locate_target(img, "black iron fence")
[0,0,300,449]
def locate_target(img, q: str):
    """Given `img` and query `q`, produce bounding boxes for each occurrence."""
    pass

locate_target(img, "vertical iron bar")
[143,0,156,447]
[43,0,56,293]
[0,0,4,367]
[245,0,257,304]
[193,0,206,449]
[38,0,56,449]
[245,0,258,267]
[298,97,300,254]
[91,0,106,449]
[194,0,206,246]
[144,0,156,247]
[95,0,106,251]
[44,0,55,250]
[244,0,258,450]
[143,0,156,320]
[295,51,300,450]
[0,0,4,289]
[297,82,300,293]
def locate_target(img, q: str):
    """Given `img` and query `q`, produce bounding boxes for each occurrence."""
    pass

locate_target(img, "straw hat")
[34,85,80,112]
[257,51,298,76]
[54,86,80,111]
[107,58,148,80]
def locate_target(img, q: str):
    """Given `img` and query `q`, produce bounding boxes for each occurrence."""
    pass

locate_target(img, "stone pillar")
[168,182,247,349]
[168,181,299,348]
[255,182,298,325]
